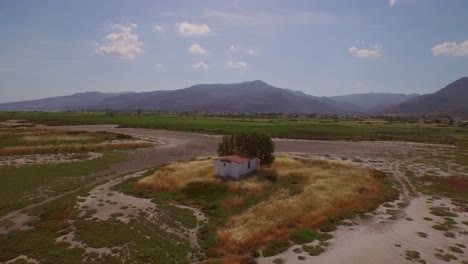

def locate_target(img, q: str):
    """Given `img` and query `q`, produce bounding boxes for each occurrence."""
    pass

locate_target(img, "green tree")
[217,132,275,166]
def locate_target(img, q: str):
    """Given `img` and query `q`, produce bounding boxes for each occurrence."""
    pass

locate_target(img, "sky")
[0,0,468,103]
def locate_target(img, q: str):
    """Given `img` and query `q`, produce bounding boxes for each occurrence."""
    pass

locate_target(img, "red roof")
[214,155,254,163]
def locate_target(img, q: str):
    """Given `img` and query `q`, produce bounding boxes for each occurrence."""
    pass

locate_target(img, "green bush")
[290,227,318,244]
[302,245,324,256]
[217,132,275,166]
[262,240,291,257]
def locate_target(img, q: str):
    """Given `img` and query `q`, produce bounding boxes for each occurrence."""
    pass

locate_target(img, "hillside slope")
[0,92,133,111]
[96,80,348,114]
[331,93,419,111]
[384,77,468,117]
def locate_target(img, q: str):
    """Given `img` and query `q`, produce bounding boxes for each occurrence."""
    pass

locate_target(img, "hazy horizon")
[1,0,468,103]
[0,79,430,104]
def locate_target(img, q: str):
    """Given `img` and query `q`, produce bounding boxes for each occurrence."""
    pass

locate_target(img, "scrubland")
[2,111,467,146]
[0,125,150,155]
[0,125,150,217]
[134,155,396,258]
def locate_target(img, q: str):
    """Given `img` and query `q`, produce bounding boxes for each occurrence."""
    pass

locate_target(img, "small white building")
[213,155,258,179]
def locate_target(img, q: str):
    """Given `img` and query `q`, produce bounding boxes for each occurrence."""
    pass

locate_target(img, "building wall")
[213,160,231,177]
[213,158,258,179]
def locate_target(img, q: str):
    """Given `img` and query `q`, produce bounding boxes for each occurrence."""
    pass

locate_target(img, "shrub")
[262,240,291,257]
[250,250,260,258]
[290,227,318,244]
[302,245,324,256]
[273,258,285,264]
[217,132,275,166]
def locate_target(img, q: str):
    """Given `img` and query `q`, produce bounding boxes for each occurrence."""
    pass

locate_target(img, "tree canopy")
[217,132,275,166]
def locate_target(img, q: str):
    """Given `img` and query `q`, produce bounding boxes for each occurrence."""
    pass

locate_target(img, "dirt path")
[390,159,418,198]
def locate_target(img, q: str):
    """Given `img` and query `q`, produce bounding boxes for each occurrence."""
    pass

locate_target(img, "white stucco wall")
[213,160,231,177]
[213,158,258,179]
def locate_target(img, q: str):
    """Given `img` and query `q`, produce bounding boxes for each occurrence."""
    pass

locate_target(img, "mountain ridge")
[331,93,420,111]
[0,91,133,111]
[0,78,466,117]
[383,77,468,117]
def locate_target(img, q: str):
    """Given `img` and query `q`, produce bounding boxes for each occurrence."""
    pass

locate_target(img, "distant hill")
[0,92,133,111]
[1,78,466,116]
[331,93,419,111]
[96,80,348,114]
[384,77,468,117]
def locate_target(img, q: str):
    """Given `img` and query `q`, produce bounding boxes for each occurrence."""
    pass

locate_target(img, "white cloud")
[348,46,381,59]
[202,10,337,28]
[176,22,211,36]
[192,61,208,70]
[153,25,164,32]
[96,23,143,59]
[432,39,468,57]
[229,45,239,53]
[188,44,207,54]
[228,45,255,55]
[227,61,248,68]
[389,0,397,7]
[154,63,163,69]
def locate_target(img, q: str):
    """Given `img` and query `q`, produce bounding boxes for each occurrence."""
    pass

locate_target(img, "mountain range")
[331,93,419,112]
[384,77,468,117]
[0,78,467,118]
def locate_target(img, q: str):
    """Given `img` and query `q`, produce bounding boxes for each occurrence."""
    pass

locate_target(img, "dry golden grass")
[217,156,382,252]
[0,141,151,156]
[136,159,215,191]
[136,155,389,254]
[226,179,269,194]
[21,134,93,142]
[222,197,244,208]
[136,157,270,193]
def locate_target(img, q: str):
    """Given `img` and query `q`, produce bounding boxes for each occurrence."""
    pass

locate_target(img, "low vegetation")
[131,155,397,260]
[0,152,122,216]
[0,125,151,216]
[0,191,191,264]
[1,112,467,147]
[302,245,325,256]
[0,127,150,156]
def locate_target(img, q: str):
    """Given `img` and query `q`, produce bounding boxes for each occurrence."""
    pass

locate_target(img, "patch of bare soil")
[0,212,36,234]
[76,170,155,223]
[4,255,39,264]
[56,226,127,260]
[56,170,207,257]
[170,201,208,248]
[0,152,102,167]
[259,196,468,264]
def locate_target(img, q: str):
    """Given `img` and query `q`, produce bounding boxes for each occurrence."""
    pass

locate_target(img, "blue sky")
[0,0,467,103]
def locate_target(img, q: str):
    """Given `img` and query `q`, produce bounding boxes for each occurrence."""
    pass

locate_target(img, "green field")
[0,152,122,216]
[1,112,467,146]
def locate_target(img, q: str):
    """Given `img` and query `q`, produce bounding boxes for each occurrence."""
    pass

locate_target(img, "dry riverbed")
[0,124,467,263]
